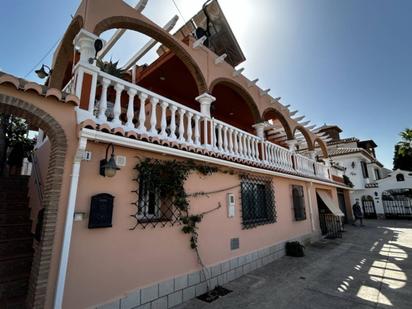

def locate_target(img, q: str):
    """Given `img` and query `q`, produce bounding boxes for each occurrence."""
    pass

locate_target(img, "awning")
[317,191,344,217]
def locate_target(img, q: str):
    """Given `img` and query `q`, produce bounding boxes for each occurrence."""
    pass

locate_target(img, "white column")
[73,29,104,64]
[87,71,98,116]
[97,78,111,123]
[286,139,297,152]
[159,101,169,138]
[195,93,216,117]
[137,93,148,133]
[252,122,269,139]
[125,88,137,130]
[112,83,124,126]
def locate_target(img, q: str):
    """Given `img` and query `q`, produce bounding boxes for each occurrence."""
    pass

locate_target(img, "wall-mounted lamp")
[351,161,356,169]
[99,143,120,177]
[89,39,103,64]
[35,64,52,79]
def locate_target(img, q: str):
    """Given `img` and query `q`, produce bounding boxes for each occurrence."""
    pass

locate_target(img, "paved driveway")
[176,220,412,309]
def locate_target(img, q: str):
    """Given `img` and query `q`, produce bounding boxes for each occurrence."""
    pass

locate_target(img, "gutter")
[54,136,88,309]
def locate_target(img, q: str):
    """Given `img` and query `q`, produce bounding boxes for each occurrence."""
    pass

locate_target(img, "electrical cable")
[24,37,61,78]
[171,0,186,24]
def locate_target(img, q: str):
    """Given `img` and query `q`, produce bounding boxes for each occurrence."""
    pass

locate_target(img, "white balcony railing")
[71,62,331,181]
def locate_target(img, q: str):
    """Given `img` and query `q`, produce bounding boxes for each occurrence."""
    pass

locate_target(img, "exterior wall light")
[35,64,52,79]
[99,143,120,177]
[351,161,356,169]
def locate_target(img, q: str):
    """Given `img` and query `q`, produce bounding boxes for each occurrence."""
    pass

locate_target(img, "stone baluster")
[169,105,177,140]
[112,83,124,126]
[217,124,223,151]
[238,133,244,158]
[137,93,148,133]
[149,97,159,135]
[178,108,186,142]
[233,131,239,156]
[97,78,111,123]
[223,127,229,153]
[159,101,169,138]
[125,88,137,130]
[228,128,234,154]
[88,72,98,116]
[186,112,193,144]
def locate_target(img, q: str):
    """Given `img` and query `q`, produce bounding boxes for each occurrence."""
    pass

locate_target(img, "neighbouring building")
[0,1,351,308]
[315,124,412,219]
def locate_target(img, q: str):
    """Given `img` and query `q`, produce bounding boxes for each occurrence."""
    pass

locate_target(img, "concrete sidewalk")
[175,220,412,309]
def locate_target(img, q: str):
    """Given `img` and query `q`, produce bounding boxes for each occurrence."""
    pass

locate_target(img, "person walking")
[352,200,364,226]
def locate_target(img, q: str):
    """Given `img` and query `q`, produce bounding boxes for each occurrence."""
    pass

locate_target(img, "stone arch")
[94,17,207,94]
[209,78,261,130]
[262,107,293,139]
[0,93,67,308]
[313,137,329,158]
[49,15,83,89]
[50,14,208,94]
[293,125,314,150]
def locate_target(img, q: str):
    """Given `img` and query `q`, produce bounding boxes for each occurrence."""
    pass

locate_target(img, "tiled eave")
[79,125,350,189]
[0,71,79,105]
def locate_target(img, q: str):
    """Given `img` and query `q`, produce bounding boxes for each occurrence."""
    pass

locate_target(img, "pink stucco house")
[0,1,352,308]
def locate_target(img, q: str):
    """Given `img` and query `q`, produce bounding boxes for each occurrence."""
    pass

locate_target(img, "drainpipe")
[307,181,316,232]
[54,136,87,309]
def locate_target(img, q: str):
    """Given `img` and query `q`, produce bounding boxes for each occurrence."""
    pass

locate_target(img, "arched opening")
[293,126,314,151]
[0,93,67,308]
[262,108,293,147]
[50,15,207,95]
[209,79,260,133]
[313,137,328,158]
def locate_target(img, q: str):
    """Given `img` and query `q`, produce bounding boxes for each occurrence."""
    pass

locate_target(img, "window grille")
[131,174,183,229]
[292,185,306,221]
[240,176,276,229]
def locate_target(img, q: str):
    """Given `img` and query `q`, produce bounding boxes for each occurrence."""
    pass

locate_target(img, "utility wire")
[24,37,61,78]
[171,0,186,24]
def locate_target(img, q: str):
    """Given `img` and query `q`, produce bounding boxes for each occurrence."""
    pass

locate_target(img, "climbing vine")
[133,158,219,249]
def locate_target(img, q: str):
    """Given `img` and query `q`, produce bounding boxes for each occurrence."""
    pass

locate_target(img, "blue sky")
[1,0,411,168]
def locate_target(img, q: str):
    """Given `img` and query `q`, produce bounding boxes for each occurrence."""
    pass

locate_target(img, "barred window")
[133,174,183,228]
[240,176,276,229]
[292,185,306,221]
